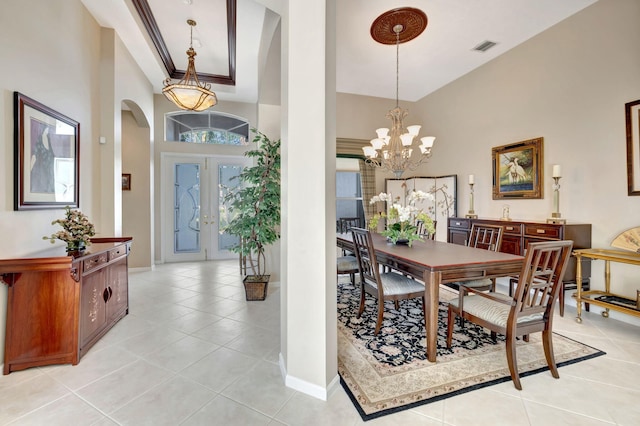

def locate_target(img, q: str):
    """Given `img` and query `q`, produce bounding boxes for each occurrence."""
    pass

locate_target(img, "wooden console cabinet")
[448,218,592,314]
[0,238,131,374]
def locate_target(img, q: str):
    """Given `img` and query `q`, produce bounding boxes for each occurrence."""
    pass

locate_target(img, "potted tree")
[224,129,281,300]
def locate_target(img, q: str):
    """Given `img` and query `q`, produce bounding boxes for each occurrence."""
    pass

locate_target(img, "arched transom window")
[165,111,249,145]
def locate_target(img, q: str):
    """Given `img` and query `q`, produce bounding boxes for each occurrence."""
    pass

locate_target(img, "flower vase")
[66,241,86,256]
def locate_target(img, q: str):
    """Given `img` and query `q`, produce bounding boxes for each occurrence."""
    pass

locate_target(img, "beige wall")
[337,0,640,322]
[122,110,152,268]
[0,0,155,362]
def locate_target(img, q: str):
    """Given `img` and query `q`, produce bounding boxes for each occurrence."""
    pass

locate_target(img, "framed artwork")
[626,99,640,196]
[492,137,543,199]
[122,173,132,191]
[14,92,80,210]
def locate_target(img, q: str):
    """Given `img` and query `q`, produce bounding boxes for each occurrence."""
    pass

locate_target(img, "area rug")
[337,281,606,421]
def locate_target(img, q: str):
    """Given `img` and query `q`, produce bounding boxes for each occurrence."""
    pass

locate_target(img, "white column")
[279,0,338,400]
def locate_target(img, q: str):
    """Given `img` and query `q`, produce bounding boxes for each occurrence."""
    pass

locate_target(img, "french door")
[162,154,250,262]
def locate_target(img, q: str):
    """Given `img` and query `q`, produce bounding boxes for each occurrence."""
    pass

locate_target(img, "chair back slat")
[350,227,384,299]
[339,217,361,234]
[511,241,573,321]
[416,220,437,240]
[468,224,504,252]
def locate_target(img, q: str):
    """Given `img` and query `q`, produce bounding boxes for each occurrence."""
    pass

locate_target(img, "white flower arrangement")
[369,190,435,246]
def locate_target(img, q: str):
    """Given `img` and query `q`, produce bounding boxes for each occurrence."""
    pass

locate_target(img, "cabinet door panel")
[80,269,107,349]
[106,257,129,321]
[501,235,522,255]
[448,230,468,246]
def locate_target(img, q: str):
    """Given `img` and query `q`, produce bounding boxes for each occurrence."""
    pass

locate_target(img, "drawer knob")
[455,222,461,226]
[536,229,545,234]
[506,226,514,231]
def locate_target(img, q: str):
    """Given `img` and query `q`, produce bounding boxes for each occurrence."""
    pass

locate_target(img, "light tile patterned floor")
[1,260,639,425]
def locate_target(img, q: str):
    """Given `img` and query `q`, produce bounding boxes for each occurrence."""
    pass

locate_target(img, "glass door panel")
[211,161,249,259]
[162,154,249,262]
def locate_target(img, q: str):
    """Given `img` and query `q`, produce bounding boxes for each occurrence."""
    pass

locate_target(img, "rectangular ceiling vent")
[472,40,497,52]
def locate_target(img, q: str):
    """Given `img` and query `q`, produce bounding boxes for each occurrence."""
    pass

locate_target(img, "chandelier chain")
[395,30,400,108]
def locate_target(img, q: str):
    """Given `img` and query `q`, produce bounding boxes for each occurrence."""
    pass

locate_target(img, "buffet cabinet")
[447,217,592,285]
[0,238,131,375]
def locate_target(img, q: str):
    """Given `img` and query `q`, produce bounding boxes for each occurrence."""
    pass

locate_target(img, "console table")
[0,237,131,374]
[448,217,592,315]
[573,248,640,323]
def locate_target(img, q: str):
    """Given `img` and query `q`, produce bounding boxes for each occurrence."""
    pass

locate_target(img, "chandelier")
[362,8,435,179]
[163,19,217,111]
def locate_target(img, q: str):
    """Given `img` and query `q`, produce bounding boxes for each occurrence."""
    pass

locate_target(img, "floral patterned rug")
[337,280,605,421]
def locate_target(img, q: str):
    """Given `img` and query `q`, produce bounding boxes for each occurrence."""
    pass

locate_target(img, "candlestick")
[465,183,478,218]
[547,176,566,224]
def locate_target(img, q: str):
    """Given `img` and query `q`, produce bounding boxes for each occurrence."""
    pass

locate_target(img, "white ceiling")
[81,0,598,104]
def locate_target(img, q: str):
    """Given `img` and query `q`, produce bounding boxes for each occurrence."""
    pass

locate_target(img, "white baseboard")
[127,266,154,272]
[278,353,340,401]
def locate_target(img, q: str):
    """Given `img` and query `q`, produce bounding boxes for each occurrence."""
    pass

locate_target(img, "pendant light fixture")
[363,8,435,178]
[163,19,217,111]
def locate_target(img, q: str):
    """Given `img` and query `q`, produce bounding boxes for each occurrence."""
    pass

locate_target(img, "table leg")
[603,260,611,318]
[424,270,440,362]
[576,254,583,323]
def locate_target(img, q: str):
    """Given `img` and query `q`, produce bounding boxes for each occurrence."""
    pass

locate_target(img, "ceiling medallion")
[370,7,428,45]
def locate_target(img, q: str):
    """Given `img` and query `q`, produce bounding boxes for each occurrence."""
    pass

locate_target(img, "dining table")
[337,232,524,362]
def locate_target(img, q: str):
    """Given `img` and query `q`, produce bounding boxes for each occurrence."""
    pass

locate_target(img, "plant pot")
[243,275,270,301]
[66,241,86,256]
[386,237,410,245]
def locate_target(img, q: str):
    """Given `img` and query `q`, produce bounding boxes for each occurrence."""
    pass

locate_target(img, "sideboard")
[447,217,592,315]
[0,237,131,375]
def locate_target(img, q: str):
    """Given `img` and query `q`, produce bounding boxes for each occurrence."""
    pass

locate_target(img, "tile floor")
[1,260,639,425]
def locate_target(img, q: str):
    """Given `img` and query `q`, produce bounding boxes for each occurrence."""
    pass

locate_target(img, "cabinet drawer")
[108,245,128,261]
[83,253,108,272]
[500,223,522,235]
[448,218,470,229]
[524,224,560,239]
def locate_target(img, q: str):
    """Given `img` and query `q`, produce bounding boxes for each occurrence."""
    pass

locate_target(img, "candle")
[552,165,561,178]
[468,174,474,184]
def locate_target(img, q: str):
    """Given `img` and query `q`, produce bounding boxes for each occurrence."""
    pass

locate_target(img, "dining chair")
[337,254,359,286]
[446,240,573,390]
[338,217,362,234]
[448,224,504,325]
[350,227,426,335]
[416,219,437,240]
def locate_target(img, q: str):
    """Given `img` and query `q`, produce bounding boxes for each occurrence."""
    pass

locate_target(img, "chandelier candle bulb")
[407,125,421,136]
[376,128,389,138]
[420,136,435,148]
[552,164,561,178]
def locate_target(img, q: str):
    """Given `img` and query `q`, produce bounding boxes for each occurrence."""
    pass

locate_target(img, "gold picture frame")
[492,137,544,199]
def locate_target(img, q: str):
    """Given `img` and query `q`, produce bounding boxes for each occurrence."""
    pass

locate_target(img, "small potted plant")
[224,129,281,300]
[43,206,96,254]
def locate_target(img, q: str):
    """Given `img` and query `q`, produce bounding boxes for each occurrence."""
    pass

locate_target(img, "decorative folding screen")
[385,175,458,241]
